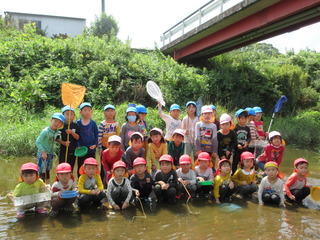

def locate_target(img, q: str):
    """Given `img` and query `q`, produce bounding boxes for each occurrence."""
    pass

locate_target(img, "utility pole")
[101,0,105,13]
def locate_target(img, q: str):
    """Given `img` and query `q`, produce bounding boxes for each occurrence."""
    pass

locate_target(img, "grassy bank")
[0,103,319,159]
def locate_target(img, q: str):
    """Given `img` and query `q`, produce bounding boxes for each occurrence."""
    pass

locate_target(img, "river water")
[0,147,319,239]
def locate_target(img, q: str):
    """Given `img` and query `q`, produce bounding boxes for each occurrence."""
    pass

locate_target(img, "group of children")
[7,101,312,218]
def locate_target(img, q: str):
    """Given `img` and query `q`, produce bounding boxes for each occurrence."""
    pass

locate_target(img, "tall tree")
[90,12,119,38]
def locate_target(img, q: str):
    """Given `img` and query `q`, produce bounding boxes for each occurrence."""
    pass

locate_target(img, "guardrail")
[160,0,243,46]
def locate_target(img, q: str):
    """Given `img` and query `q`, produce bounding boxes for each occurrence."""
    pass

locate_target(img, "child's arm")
[95,175,104,192]
[106,179,119,209]
[78,175,92,195]
[123,179,133,209]
[213,176,222,203]
[284,174,298,200]
[120,123,126,151]
[66,128,79,140]
[97,121,104,151]
[158,102,170,122]
[116,123,121,136]
[36,130,48,160]
[195,122,201,155]
[231,170,242,186]
[56,138,70,147]
[91,120,98,150]
[257,178,266,205]
[147,143,156,170]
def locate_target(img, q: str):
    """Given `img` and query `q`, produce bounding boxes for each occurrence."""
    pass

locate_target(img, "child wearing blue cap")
[136,105,149,152]
[76,102,99,177]
[98,104,120,182]
[56,106,80,172]
[36,113,65,184]
[181,101,199,159]
[158,102,181,141]
[245,107,260,155]
[233,109,251,174]
[120,106,143,151]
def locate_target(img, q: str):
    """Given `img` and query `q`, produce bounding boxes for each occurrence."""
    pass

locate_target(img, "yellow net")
[61,82,86,109]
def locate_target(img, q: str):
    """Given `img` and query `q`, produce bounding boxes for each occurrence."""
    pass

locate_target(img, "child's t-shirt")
[78,174,104,195]
[58,122,80,152]
[106,177,132,205]
[147,142,168,167]
[258,176,285,205]
[195,121,218,154]
[120,122,142,150]
[36,126,61,154]
[51,178,77,197]
[247,121,259,142]
[158,105,181,141]
[234,124,251,148]
[168,141,185,166]
[231,168,256,186]
[76,119,99,153]
[102,149,123,172]
[13,179,46,197]
[98,120,120,149]
[257,144,285,165]
[130,172,154,197]
[284,173,308,197]
[181,116,199,145]
[176,168,197,185]
[154,169,178,188]
[253,120,265,138]
[138,120,149,142]
[195,166,214,181]
[125,147,145,170]
[213,173,232,198]
[217,130,237,158]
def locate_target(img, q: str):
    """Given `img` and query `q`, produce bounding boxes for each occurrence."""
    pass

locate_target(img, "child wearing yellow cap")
[258,162,285,207]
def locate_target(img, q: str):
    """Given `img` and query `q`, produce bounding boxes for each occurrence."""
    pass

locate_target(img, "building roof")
[4,11,86,21]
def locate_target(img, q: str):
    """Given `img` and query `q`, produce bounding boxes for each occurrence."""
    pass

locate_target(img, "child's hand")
[241,181,248,185]
[226,151,230,157]
[252,181,257,185]
[289,195,296,201]
[89,145,97,150]
[229,181,235,189]
[151,165,157,171]
[65,129,73,134]
[161,183,169,190]
[146,178,151,183]
[6,192,13,203]
[157,181,165,186]
[58,191,62,198]
[90,189,98,195]
[42,151,47,160]
[197,177,205,182]
[113,204,120,210]
[64,141,70,147]
[122,201,130,209]
[135,190,140,197]
[280,202,286,208]
[178,178,183,183]
[259,202,264,206]
[99,149,103,156]
[184,180,190,185]
[237,144,242,150]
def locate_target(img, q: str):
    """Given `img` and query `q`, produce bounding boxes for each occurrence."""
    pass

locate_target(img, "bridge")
[160,0,320,62]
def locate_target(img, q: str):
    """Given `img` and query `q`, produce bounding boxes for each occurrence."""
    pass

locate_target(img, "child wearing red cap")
[154,154,178,204]
[130,157,153,203]
[231,151,258,199]
[258,162,285,207]
[284,158,310,204]
[106,161,132,210]
[50,163,77,216]
[7,162,47,218]
[176,155,197,198]
[101,135,124,185]
[195,152,214,199]
[125,132,145,175]
[168,129,186,168]
[214,159,237,204]
[77,158,106,210]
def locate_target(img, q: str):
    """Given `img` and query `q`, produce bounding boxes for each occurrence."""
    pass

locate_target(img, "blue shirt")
[76,119,98,153]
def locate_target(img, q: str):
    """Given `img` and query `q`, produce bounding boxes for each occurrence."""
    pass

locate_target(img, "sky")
[1,0,320,53]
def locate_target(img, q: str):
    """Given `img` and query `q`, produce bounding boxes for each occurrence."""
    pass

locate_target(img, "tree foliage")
[89,12,119,38]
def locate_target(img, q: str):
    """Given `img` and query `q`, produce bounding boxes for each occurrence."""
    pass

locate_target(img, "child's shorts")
[37,151,54,173]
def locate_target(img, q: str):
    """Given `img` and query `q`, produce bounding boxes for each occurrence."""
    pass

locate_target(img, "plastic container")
[61,191,78,199]
[75,146,88,157]
[198,181,213,186]
[311,186,320,201]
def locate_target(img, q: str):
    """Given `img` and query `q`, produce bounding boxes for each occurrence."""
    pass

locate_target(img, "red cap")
[56,163,72,173]
[133,157,147,167]
[179,155,192,165]
[20,162,38,172]
[84,157,98,165]
[218,158,231,169]
[294,158,308,167]
[240,151,254,161]
[198,152,210,161]
[159,154,173,163]
[113,161,127,170]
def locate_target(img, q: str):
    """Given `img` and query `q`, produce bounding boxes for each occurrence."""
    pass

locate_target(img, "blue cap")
[136,105,148,114]
[52,113,65,122]
[170,104,181,111]
[61,106,74,114]
[253,106,263,113]
[128,103,136,108]
[186,101,196,108]
[79,102,92,110]
[235,109,248,117]
[210,104,217,110]
[245,107,256,116]
[104,104,115,111]
[126,107,137,113]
